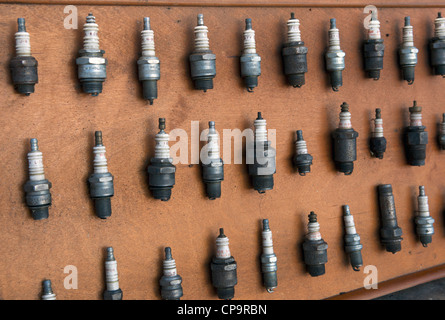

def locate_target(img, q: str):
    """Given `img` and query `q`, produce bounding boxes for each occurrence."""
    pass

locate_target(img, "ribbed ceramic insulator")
[307,219,322,241]
[207,122,220,160]
[262,225,274,255]
[141,18,155,57]
[367,17,381,40]
[216,230,231,259]
[154,130,170,159]
[15,19,31,56]
[373,118,384,138]
[83,13,100,51]
[28,139,45,181]
[417,186,430,217]
[295,139,308,155]
[163,257,178,277]
[435,13,445,38]
[338,109,352,129]
[243,24,256,54]
[194,14,210,51]
[343,206,357,235]
[93,145,108,174]
[287,17,301,42]
[254,117,267,142]
[402,18,414,47]
[410,110,423,127]
[328,19,340,49]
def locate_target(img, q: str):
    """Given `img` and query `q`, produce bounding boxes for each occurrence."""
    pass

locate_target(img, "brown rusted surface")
[0,3,445,300]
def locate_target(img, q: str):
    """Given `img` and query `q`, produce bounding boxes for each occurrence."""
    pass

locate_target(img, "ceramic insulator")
[105,256,120,291]
[194,14,210,51]
[338,109,352,129]
[287,16,301,42]
[15,19,31,57]
[93,145,108,174]
[343,206,357,235]
[254,114,268,142]
[410,109,423,127]
[262,225,274,255]
[328,19,340,50]
[216,229,231,259]
[307,219,322,241]
[28,139,45,181]
[83,13,100,51]
[207,121,220,160]
[243,21,257,54]
[295,139,308,155]
[154,130,170,159]
[141,18,155,57]
[373,118,384,138]
[367,17,381,40]
[435,13,445,38]
[402,20,414,47]
[417,186,430,217]
[163,257,178,277]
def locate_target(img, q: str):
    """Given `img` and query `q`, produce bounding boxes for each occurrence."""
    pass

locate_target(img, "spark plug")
[430,12,445,77]
[303,212,328,277]
[282,13,308,88]
[160,247,183,300]
[342,205,363,272]
[76,13,107,96]
[189,14,216,92]
[201,121,224,200]
[332,102,359,175]
[138,17,160,105]
[147,118,175,201]
[404,101,428,166]
[24,139,52,220]
[103,247,123,300]
[88,131,114,219]
[210,228,237,300]
[415,186,435,247]
[399,17,418,84]
[369,108,387,159]
[363,12,384,80]
[325,18,345,91]
[260,219,278,293]
[378,184,403,254]
[10,18,38,95]
[247,112,276,193]
[240,18,261,92]
[293,130,313,175]
[438,114,445,150]
[41,280,56,300]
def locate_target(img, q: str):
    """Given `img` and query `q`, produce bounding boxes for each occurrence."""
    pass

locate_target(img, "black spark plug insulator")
[438,114,445,150]
[210,228,238,300]
[342,205,363,271]
[302,212,328,277]
[378,184,403,254]
[363,15,384,80]
[88,131,114,219]
[147,118,176,201]
[370,108,387,159]
[293,130,313,175]
[10,18,38,95]
[201,121,224,199]
[430,12,445,77]
[332,102,359,175]
[160,247,183,300]
[404,101,428,166]
[282,13,308,88]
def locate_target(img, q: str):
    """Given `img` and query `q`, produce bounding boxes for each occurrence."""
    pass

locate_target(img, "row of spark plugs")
[10,12,445,98]
[39,185,435,300]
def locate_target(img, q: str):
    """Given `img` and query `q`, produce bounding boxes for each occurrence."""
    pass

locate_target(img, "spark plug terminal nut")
[370,108,387,159]
[260,219,278,293]
[201,121,224,199]
[88,131,114,219]
[138,17,160,104]
[160,247,183,300]
[399,17,418,84]
[240,18,261,92]
[378,184,403,254]
[404,101,428,166]
[332,102,359,175]
[293,130,313,175]
[103,247,123,300]
[325,18,345,91]
[76,13,107,96]
[430,12,445,77]
[24,139,52,220]
[415,186,435,247]
[342,205,363,271]
[363,12,384,80]
[210,228,238,300]
[247,112,276,193]
[147,118,176,201]
[302,212,328,277]
[10,18,38,95]
[189,14,216,92]
[282,13,308,88]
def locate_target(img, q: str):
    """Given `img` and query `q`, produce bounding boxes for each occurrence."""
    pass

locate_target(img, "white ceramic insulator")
[15,31,31,56]
[295,140,308,155]
[194,25,210,51]
[328,27,340,50]
[435,16,445,37]
[402,25,414,47]
[338,110,352,129]
[163,258,178,277]
[216,236,231,259]
[410,111,422,127]
[93,145,108,174]
[372,118,384,138]
[344,214,357,235]
[418,187,430,218]
[41,293,56,300]
[83,15,100,51]
[154,131,171,159]
[207,127,220,160]
[367,18,381,40]
[254,118,268,142]
[28,150,45,181]
[307,221,322,241]
[441,120,445,135]
[105,260,120,291]
[141,29,155,57]
[287,18,301,42]
[262,229,274,255]
[243,28,257,54]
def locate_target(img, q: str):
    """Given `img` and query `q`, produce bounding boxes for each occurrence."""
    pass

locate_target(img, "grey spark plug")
[160,247,183,300]
[378,184,403,254]
[342,205,363,271]
[302,212,328,277]
[138,17,160,104]
[189,14,216,92]
[41,280,56,300]
[240,18,261,92]
[103,247,123,300]
[363,12,384,80]
[415,186,435,247]
[24,139,52,220]
[201,121,224,199]
[430,12,445,77]
[399,17,418,84]
[10,18,38,95]
[325,18,345,91]
[88,131,114,219]
[404,101,428,166]
[147,118,176,201]
[260,219,278,293]
[76,13,107,96]
[293,130,313,175]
